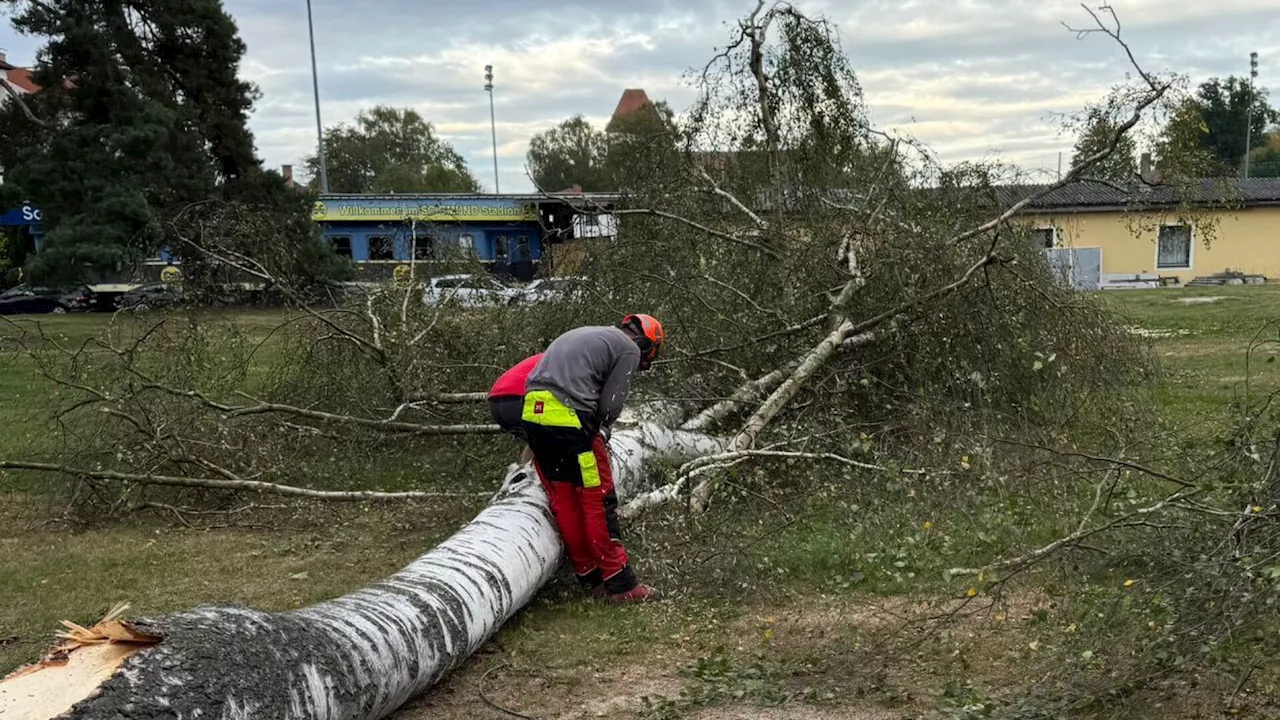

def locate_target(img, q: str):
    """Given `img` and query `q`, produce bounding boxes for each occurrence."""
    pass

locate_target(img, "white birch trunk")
[0,423,724,720]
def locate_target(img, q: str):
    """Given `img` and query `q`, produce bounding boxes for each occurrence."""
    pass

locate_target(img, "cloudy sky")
[4,0,1279,192]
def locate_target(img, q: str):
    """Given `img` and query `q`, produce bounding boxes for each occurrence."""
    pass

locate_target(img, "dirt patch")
[726,591,1054,655]
[396,649,688,720]
[687,706,904,720]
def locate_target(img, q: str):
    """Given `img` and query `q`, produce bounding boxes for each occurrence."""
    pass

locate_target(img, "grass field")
[3,285,1280,718]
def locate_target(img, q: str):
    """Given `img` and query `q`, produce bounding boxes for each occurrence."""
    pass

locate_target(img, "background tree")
[305,106,479,194]
[1247,130,1280,177]
[525,101,681,193]
[1069,105,1138,183]
[1153,76,1280,176]
[0,0,333,285]
[603,99,681,190]
[525,115,610,192]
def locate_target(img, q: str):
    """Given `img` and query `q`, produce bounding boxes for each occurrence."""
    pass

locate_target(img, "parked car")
[0,284,73,315]
[116,282,183,311]
[518,276,590,304]
[421,274,521,308]
[60,285,104,312]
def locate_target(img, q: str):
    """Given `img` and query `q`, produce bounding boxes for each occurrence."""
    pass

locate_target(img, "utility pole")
[1245,52,1259,179]
[485,65,500,194]
[306,0,329,193]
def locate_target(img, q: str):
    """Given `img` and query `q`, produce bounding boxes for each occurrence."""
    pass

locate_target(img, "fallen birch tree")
[0,424,724,720]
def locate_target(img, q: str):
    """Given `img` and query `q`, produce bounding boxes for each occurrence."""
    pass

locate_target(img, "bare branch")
[697,166,769,230]
[947,486,1203,578]
[0,461,491,502]
[0,78,47,127]
[606,207,780,259]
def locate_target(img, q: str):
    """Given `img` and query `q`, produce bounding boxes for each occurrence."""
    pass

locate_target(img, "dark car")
[58,285,102,312]
[116,282,183,311]
[0,284,72,315]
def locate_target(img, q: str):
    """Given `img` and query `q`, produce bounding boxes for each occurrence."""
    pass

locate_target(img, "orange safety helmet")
[621,313,664,369]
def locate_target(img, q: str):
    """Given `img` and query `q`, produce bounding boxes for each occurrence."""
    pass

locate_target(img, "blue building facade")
[2,192,617,284]
[313,194,546,271]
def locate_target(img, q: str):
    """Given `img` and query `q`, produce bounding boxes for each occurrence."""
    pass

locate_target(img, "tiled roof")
[996,178,1280,210]
[5,68,40,93]
[606,88,652,131]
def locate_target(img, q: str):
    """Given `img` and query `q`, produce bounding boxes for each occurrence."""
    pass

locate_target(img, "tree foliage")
[525,101,679,192]
[525,115,611,192]
[305,106,480,194]
[0,0,336,285]
[1154,76,1280,177]
[1069,106,1138,183]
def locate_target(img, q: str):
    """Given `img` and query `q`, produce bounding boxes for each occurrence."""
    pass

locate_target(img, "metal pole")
[485,65,499,194]
[1244,52,1259,179]
[307,0,329,193]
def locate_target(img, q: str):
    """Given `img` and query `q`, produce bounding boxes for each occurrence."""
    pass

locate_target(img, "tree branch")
[0,78,47,127]
[0,461,490,501]
[947,486,1202,578]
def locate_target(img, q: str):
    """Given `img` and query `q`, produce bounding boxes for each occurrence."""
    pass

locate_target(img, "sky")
[3,0,1279,192]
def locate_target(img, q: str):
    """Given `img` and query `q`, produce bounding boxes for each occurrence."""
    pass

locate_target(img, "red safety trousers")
[521,391,637,595]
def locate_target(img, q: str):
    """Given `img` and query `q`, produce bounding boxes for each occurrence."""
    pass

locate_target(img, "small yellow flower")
[967,587,978,598]
[960,455,972,470]
[1065,623,1078,634]
[1123,579,1136,588]
[1251,506,1264,513]
[924,521,933,531]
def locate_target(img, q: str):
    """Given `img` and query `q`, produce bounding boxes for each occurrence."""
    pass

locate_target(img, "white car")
[421,274,521,308]
[518,276,590,304]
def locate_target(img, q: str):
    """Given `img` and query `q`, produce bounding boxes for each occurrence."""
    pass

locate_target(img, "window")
[1156,224,1192,269]
[458,234,475,251]
[1031,227,1056,249]
[330,236,352,258]
[494,236,508,261]
[368,236,394,261]
[413,231,435,260]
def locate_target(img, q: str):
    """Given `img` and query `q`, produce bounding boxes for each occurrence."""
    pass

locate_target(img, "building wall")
[1029,205,1280,280]
[312,195,545,265]
[316,220,543,263]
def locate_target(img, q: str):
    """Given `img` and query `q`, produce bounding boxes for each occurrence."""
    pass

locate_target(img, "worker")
[521,314,665,603]
[488,352,543,465]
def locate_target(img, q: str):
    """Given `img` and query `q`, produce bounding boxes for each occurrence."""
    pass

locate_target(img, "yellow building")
[1012,178,1280,287]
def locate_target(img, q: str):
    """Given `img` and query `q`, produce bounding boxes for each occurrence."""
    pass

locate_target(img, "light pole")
[485,65,500,194]
[1245,51,1259,179]
[307,0,329,193]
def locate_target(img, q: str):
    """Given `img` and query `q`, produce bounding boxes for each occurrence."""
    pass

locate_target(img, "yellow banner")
[312,201,537,222]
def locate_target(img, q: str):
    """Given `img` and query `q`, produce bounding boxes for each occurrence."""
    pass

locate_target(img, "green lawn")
[2,287,1279,717]
[1104,284,1280,437]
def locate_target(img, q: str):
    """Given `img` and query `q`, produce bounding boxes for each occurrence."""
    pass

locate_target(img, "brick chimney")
[281,164,294,188]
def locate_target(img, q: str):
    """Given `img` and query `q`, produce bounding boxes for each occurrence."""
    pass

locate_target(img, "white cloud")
[6,0,1279,190]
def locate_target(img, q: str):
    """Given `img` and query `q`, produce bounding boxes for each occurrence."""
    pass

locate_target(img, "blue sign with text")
[0,204,44,226]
